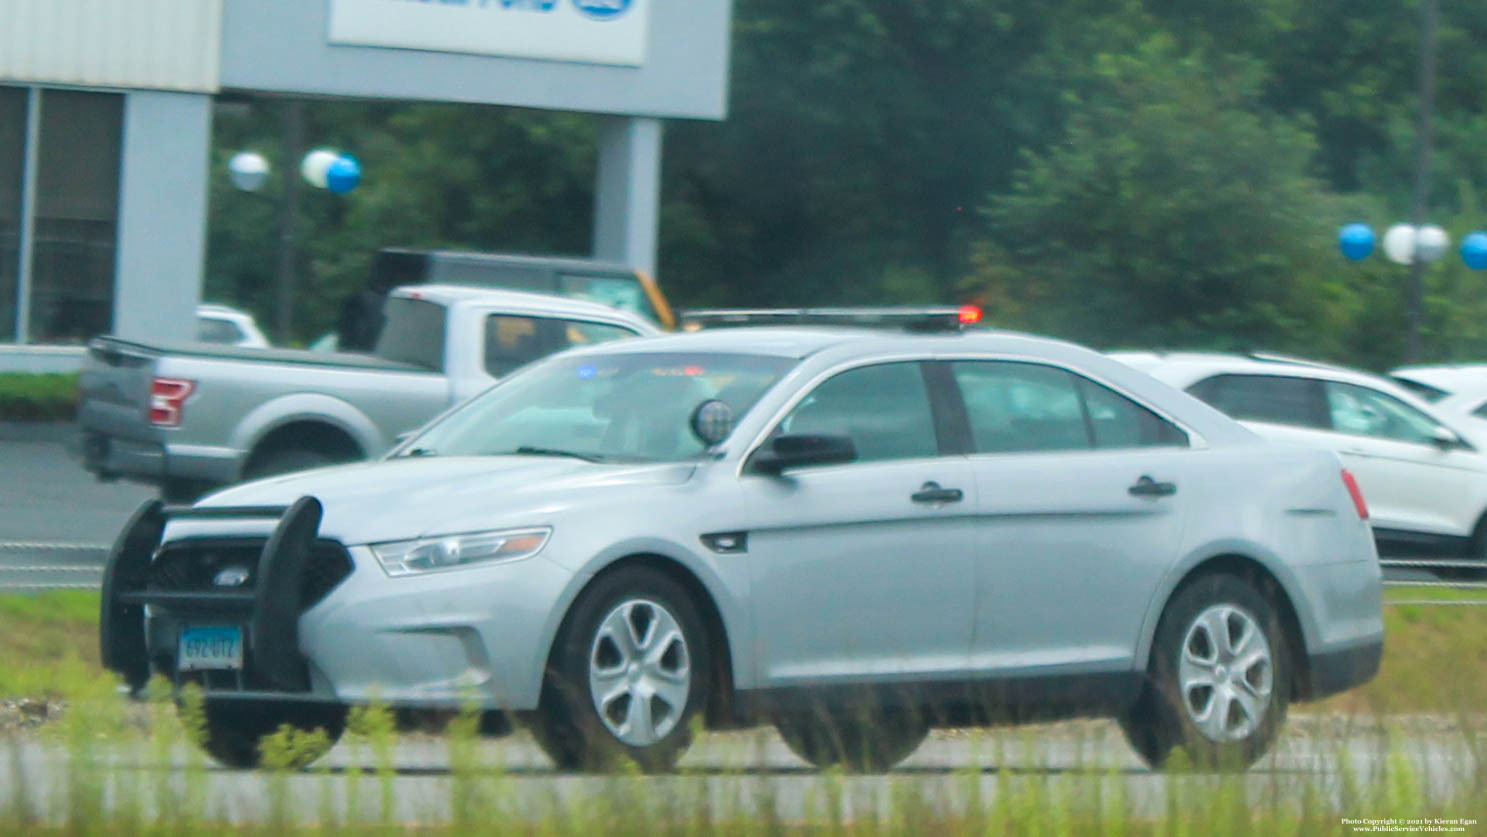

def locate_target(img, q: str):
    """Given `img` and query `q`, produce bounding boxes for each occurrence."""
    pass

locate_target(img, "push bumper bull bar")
[99,497,326,694]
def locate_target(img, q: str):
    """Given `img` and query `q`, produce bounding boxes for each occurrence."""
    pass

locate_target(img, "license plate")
[178,625,243,671]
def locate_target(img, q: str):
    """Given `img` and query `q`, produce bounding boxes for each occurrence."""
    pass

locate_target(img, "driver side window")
[779,363,939,463]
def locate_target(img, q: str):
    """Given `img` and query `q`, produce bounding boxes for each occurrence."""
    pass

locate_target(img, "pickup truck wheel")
[775,707,929,772]
[530,567,710,772]
[243,448,336,481]
[188,699,347,769]
[1119,574,1289,772]
[161,479,212,504]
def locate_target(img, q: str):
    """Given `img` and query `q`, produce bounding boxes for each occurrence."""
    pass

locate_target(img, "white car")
[1113,351,1487,563]
[196,304,270,348]
[1389,363,1487,402]
[102,330,1382,774]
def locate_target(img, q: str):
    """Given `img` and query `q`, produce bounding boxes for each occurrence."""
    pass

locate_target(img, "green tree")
[962,37,1345,355]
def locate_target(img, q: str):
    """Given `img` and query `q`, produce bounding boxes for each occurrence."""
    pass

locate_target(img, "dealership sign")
[329,0,650,67]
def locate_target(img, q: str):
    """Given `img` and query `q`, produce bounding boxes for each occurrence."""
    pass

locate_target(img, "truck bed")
[88,337,433,373]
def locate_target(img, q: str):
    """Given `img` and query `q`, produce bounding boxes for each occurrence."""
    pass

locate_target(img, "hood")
[190,455,696,544]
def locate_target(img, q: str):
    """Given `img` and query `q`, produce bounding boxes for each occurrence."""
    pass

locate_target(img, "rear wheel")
[775,707,929,772]
[529,567,710,772]
[187,700,346,769]
[1120,574,1289,771]
[243,447,337,481]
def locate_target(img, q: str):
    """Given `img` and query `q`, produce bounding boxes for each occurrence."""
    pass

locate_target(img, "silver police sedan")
[101,326,1383,772]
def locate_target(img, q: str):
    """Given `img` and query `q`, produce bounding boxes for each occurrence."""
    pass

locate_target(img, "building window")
[0,86,122,344]
[0,88,23,342]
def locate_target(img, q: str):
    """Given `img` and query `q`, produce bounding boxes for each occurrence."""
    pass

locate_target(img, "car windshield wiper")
[401,447,438,458]
[508,446,608,463]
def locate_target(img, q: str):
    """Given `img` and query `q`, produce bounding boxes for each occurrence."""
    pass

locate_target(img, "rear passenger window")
[780,363,938,462]
[1186,374,1329,429]
[951,362,1187,452]
[1077,378,1189,448]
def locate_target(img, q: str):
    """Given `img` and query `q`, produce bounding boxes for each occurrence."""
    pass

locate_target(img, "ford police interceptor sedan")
[101,326,1383,772]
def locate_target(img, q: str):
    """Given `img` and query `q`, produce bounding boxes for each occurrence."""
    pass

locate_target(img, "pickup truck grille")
[149,537,353,608]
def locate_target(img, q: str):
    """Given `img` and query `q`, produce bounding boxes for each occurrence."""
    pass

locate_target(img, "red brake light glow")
[957,305,983,325]
[1341,469,1369,520]
[149,378,196,427]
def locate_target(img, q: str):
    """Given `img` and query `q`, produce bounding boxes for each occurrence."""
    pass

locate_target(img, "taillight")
[957,305,983,325]
[149,378,196,427]
[1341,469,1369,520]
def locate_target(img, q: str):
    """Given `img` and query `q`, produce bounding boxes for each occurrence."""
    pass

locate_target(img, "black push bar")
[99,497,323,693]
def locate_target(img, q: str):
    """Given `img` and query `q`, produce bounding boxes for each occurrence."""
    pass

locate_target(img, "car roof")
[1108,350,1367,382]
[392,283,660,330]
[554,326,1076,360]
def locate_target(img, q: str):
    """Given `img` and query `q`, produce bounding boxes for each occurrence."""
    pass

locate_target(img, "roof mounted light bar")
[679,305,983,333]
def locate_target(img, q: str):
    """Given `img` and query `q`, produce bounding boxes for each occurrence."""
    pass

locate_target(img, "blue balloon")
[1338,222,1375,261]
[1463,232,1487,270]
[326,155,361,195]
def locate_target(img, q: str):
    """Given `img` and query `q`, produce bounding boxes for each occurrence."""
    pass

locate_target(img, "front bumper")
[102,498,568,711]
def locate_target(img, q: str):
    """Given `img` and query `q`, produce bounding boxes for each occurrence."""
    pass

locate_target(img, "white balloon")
[1415,225,1450,263]
[1382,224,1417,265]
[227,151,270,192]
[300,148,340,189]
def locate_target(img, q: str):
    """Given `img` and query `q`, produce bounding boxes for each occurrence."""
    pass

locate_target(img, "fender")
[1131,537,1319,672]
[527,536,755,704]
[229,393,383,478]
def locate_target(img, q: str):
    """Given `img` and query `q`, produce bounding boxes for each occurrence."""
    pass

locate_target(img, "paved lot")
[0,425,153,590]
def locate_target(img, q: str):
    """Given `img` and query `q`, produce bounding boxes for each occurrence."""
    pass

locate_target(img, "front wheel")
[529,567,710,772]
[187,700,347,769]
[1120,574,1289,771]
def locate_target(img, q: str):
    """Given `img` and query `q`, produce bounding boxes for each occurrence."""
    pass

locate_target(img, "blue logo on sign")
[573,0,631,21]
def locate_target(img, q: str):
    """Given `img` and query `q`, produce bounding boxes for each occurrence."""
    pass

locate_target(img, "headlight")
[370,527,551,577]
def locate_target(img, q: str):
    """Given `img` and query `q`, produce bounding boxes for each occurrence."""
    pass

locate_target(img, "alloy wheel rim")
[587,598,692,747]
[1176,603,1274,743]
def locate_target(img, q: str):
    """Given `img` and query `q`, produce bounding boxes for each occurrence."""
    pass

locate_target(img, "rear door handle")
[912,482,964,504]
[1128,475,1177,497]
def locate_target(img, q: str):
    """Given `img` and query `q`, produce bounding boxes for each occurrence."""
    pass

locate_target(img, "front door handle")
[1128,475,1177,497]
[912,481,964,504]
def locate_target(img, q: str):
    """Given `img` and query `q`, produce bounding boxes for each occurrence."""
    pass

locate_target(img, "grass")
[0,373,78,422]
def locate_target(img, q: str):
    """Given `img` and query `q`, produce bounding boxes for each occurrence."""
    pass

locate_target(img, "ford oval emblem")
[213,566,251,588]
[573,0,632,21]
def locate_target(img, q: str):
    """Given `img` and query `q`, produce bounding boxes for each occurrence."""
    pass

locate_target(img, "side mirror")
[749,434,857,475]
[1431,425,1465,450]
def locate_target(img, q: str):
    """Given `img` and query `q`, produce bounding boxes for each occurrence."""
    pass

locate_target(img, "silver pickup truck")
[78,284,660,499]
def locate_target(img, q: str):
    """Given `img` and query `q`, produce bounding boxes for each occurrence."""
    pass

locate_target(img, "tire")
[161,478,213,504]
[188,700,347,769]
[775,706,929,772]
[529,566,711,772]
[243,447,337,481]
[1119,573,1290,771]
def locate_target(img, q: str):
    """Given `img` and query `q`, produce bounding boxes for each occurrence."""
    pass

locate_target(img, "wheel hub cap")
[1176,603,1274,743]
[587,598,692,747]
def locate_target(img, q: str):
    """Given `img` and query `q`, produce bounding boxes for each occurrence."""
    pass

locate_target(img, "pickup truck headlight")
[370,527,551,577]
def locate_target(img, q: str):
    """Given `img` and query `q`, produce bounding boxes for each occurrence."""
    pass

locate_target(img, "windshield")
[402,351,797,462]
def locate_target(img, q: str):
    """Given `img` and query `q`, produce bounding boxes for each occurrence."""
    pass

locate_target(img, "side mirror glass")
[750,433,857,475]
[689,399,736,446]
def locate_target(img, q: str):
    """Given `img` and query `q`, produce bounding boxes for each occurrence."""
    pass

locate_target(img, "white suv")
[1112,351,1487,563]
